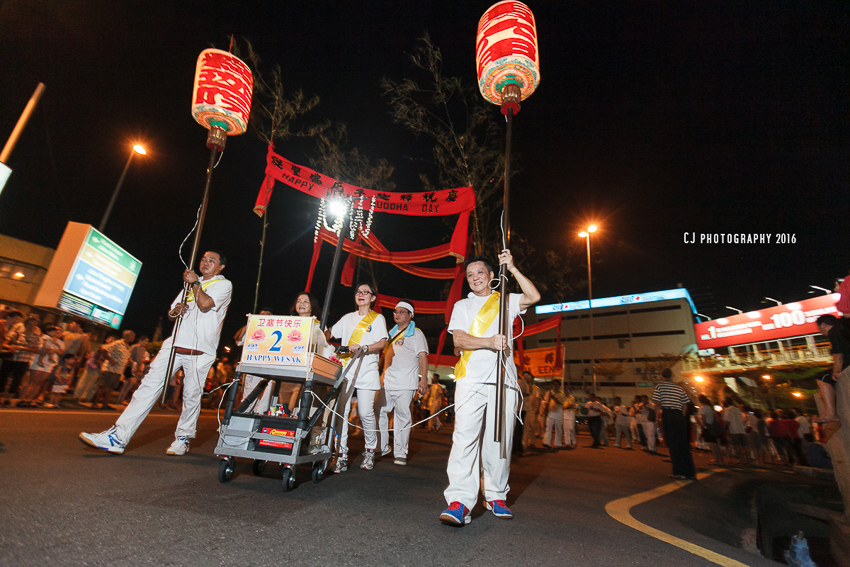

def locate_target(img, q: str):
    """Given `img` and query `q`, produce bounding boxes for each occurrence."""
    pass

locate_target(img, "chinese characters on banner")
[254,147,475,217]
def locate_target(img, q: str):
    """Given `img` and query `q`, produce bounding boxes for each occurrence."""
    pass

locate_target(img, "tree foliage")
[238,39,327,145]
[381,35,505,255]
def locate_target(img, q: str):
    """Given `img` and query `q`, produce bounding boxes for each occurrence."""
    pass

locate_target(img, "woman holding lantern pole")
[328,283,388,473]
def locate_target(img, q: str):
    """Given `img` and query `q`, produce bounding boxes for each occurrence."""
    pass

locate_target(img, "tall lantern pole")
[161,48,253,402]
[476,1,541,457]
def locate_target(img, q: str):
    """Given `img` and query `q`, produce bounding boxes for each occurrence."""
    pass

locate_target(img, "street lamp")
[763,297,782,306]
[809,285,831,295]
[99,143,147,233]
[725,306,743,314]
[579,224,598,394]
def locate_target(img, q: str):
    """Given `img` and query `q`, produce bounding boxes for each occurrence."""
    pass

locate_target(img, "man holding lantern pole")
[440,249,540,525]
[80,251,231,456]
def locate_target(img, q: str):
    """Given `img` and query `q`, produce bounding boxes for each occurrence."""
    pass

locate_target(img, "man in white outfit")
[329,282,388,473]
[80,251,232,456]
[542,387,565,448]
[562,392,577,448]
[613,396,633,449]
[377,301,428,466]
[440,250,540,526]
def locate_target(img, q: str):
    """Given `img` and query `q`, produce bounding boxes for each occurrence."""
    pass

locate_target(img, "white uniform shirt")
[170,275,232,355]
[331,311,388,390]
[448,292,525,386]
[614,404,631,427]
[383,326,428,390]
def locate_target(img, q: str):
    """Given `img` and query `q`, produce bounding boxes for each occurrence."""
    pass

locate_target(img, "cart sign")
[694,294,841,349]
[240,315,314,366]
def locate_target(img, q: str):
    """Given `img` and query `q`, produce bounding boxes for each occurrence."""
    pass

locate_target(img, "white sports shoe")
[79,426,125,454]
[166,436,190,456]
[361,449,375,470]
[381,447,392,457]
[334,454,349,474]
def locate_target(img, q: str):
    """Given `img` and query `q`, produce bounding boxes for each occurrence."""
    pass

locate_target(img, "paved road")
[0,408,818,566]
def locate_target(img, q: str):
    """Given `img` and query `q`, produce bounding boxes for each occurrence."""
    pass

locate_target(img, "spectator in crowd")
[90,330,135,410]
[653,368,696,480]
[19,325,64,407]
[698,394,723,466]
[47,353,79,409]
[1,315,41,406]
[722,399,749,465]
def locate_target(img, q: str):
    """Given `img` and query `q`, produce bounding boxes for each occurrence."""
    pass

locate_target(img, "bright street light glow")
[132,144,146,155]
[587,224,598,233]
[792,392,803,398]
[694,375,704,382]
[762,375,771,380]
[328,199,348,218]
[578,231,588,238]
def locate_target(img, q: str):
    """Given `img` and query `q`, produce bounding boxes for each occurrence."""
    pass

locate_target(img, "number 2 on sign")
[269,330,283,352]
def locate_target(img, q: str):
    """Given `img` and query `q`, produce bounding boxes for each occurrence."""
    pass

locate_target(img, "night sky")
[1,1,847,350]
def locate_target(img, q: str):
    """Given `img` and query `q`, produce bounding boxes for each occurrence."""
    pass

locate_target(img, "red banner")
[255,146,475,217]
[694,294,841,349]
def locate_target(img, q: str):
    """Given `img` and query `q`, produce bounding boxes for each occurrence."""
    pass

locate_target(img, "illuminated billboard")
[535,288,697,315]
[694,294,841,349]
[34,222,141,329]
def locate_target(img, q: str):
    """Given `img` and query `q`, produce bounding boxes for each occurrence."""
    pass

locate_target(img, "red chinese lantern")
[475,1,540,115]
[191,48,253,149]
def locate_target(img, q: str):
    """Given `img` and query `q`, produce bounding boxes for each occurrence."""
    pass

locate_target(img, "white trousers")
[115,344,215,443]
[615,423,632,448]
[544,410,563,446]
[562,411,576,446]
[333,379,378,455]
[643,420,657,452]
[444,382,518,510]
[377,388,416,458]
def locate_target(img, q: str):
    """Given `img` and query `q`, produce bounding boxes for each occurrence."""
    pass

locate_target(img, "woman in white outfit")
[329,283,388,472]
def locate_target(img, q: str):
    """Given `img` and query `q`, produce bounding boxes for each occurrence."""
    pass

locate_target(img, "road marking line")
[605,469,750,567]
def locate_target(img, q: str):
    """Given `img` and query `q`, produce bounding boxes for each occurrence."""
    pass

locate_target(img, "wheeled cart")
[214,314,352,491]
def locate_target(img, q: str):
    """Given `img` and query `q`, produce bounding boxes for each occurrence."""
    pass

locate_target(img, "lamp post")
[725,306,743,314]
[763,297,782,306]
[99,144,146,233]
[809,285,831,295]
[579,224,598,395]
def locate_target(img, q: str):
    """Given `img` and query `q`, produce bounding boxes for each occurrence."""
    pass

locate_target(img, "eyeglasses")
[355,290,373,296]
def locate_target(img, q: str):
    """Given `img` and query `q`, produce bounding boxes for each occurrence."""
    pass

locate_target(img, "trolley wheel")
[252,460,267,476]
[282,467,295,492]
[218,457,235,483]
[312,460,325,483]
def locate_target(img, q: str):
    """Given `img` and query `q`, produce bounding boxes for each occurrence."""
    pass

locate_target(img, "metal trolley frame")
[214,352,355,492]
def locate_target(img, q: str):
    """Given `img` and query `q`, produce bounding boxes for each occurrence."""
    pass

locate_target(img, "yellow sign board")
[241,315,315,366]
[514,346,563,377]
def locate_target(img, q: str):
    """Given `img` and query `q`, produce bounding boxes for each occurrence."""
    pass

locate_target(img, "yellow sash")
[348,311,379,347]
[186,278,223,303]
[454,292,500,381]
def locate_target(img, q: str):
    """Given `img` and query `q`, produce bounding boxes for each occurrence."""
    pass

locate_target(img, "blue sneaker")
[485,500,513,519]
[79,426,125,454]
[440,502,471,526]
